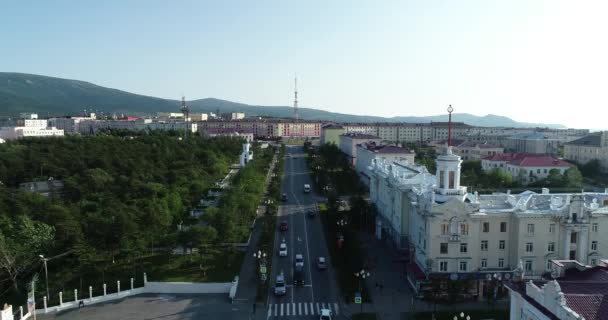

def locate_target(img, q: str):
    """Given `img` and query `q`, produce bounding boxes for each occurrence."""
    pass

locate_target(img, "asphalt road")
[266,146,341,318]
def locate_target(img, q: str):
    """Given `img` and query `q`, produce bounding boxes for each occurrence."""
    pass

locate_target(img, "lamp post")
[39,255,49,301]
[253,250,267,283]
[354,269,370,312]
[453,312,471,320]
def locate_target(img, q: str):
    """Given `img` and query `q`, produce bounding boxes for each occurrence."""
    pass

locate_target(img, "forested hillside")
[0,132,260,306]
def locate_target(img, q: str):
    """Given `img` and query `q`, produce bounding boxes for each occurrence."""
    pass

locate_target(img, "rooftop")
[358,142,414,154]
[321,124,344,130]
[340,132,381,140]
[567,134,602,147]
[483,153,572,167]
[457,141,502,149]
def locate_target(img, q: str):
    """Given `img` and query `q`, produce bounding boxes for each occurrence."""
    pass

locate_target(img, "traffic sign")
[354,292,362,304]
[260,266,267,274]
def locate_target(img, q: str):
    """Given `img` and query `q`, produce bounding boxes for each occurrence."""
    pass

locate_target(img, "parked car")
[274,273,286,296]
[317,256,327,270]
[295,254,304,267]
[294,265,305,285]
[279,241,288,257]
[281,193,288,201]
[307,209,315,218]
[279,221,288,231]
[304,184,311,193]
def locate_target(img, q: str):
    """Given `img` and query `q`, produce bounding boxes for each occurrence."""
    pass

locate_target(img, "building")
[197,119,321,139]
[19,113,38,119]
[200,127,254,142]
[19,179,64,197]
[78,119,197,134]
[453,141,504,161]
[564,132,608,172]
[0,119,64,140]
[49,113,97,134]
[356,142,415,185]
[221,112,245,121]
[507,260,608,320]
[339,133,382,165]
[368,145,608,299]
[482,153,573,184]
[506,132,565,155]
[320,124,345,145]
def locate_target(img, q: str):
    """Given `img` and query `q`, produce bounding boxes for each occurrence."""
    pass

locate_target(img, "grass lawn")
[146,250,244,282]
[412,309,509,320]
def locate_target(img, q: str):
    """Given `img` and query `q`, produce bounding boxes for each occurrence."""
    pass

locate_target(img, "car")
[295,254,304,267]
[307,209,315,218]
[273,273,286,296]
[279,221,288,231]
[319,308,332,320]
[317,256,327,270]
[279,241,288,257]
[294,265,305,285]
[303,184,311,193]
[281,193,288,201]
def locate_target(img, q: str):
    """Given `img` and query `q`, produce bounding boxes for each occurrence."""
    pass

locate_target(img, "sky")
[1,0,607,129]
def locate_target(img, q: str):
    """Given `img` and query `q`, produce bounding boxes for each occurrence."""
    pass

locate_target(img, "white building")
[482,153,573,184]
[368,145,608,298]
[507,260,608,320]
[338,133,382,165]
[356,142,415,186]
[0,119,64,140]
[49,113,97,134]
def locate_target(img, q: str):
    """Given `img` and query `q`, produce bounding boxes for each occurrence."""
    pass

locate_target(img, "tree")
[580,159,602,178]
[563,167,583,188]
[488,169,512,187]
[0,215,54,291]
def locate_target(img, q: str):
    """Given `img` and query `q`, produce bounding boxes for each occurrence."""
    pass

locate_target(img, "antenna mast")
[294,77,299,121]
[181,96,190,121]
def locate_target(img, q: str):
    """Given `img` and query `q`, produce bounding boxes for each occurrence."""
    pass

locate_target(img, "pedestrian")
[375,282,379,290]
[253,302,256,314]
[78,300,85,309]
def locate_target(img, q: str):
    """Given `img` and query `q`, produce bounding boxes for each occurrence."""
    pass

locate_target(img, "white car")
[295,254,304,267]
[279,242,288,257]
[319,308,332,320]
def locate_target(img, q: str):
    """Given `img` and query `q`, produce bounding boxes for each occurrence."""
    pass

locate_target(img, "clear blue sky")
[1,0,606,129]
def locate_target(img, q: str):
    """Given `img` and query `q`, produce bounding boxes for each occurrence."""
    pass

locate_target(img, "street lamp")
[453,312,471,320]
[354,269,371,312]
[39,255,49,301]
[337,219,348,227]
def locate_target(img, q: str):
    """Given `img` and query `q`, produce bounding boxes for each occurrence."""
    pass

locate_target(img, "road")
[266,146,341,318]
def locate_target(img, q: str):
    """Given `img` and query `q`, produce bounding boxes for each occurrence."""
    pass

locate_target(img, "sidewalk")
[345,231,509,320]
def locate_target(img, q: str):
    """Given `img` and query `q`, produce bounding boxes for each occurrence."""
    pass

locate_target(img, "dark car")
[279,221,288,231]
[294,265,305,285]
[307,210,315,218]
[281,193,288,201]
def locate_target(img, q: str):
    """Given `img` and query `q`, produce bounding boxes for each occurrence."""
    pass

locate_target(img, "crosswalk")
[267,302,339,318]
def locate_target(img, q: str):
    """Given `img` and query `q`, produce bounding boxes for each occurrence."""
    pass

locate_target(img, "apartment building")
[368,146,608,298]
[0,119,64,140]
[320,124,345,145]
[338,133,382,165]
[564,132,608,172]
[356,142,415,185]
[482,153,573,184]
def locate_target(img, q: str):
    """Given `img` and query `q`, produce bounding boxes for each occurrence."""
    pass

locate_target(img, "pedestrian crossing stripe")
[267,302,340,317]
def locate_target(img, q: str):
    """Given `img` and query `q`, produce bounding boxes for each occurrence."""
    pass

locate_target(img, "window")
[526,243,534,252]
[548,242,555,253]
[547,260,552,270]
[441,224,448,235]
[537,169,541,174]
[440,243,448,254]
[591,259,597,266]
[460,223,469,235]
[460,243,468,253]
[500,222,507,232]
[483,222,489,233]
[439,261,448,272]
[571,232,577,244]
[481,259,487,268]
[592,223,598,232]
[544,169,548,174]
[439,170,445,188]
[525,260,533,272]
[549,224,555,233]
[592,241,597,251]
[449,171,455,189]
[499,240,506,250]
[498,258,504,268]
[459,261,467,272]
[527,224,534,234]
[481,241,488,251]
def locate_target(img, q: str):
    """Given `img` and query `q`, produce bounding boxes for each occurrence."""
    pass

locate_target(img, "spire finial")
[447,105,453,147]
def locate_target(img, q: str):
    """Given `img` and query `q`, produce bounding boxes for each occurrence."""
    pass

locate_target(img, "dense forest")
[0,131,260,305]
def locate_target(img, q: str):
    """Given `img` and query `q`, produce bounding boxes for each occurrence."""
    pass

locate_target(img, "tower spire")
[294,77,299,121]
[181,96,190,122]
[447,105,453,147]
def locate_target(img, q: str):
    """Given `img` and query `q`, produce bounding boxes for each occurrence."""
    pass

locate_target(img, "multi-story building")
[482,153,573,184]
[221,112,245,120]
[506,132,567,155]
[320,124,345,145]
[200,127,254,142]
[564,132,608,172]
[49,113,97,134]
[338,133,382,165]
[78,119,197,134]
[368,145,608,298]
[0,119,64,140]
[430,140,503,161]
[507,260,608,320]
[356,142,415,186]
[197,119,321,139]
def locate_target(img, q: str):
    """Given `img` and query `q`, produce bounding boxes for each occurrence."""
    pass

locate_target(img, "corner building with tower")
[367,109,608,300]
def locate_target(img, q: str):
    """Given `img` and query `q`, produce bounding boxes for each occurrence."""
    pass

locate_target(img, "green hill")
[0,72,565,128]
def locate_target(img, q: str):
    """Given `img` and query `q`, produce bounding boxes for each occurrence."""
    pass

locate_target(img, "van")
[304,184,311,193]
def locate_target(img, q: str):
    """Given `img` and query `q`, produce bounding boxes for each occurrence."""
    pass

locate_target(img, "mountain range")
[0,72,565,128]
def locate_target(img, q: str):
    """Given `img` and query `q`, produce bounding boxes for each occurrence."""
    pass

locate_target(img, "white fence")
[17,273,237,319]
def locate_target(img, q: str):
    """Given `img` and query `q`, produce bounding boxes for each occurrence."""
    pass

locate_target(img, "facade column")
[577,227,588,263]
[455,167,461,189]
[563,228,572,259]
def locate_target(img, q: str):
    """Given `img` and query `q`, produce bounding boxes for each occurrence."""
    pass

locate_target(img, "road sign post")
[355,292,362,312]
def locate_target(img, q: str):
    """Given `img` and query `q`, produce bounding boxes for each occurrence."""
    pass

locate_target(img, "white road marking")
[286,302,289,316]
[299,302,302,315]
[267,304,271,318]
[334,302,340,315]
[274,304,277,316]
[316,302,320,315]
[310,302,314,315]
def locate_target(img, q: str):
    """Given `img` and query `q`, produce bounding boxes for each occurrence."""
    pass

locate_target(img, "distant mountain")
[0,72,565,128]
